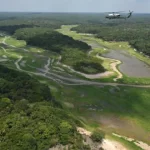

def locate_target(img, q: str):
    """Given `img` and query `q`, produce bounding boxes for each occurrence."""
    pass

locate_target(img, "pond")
[102,50,150,77]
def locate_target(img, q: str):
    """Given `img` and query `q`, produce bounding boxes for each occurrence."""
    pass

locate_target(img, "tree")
[21,133,37,150]
[0,98,11,109]
[91,130,105,143]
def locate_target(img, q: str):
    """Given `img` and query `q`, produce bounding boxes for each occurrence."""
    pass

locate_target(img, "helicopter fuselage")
[106,14,121,19]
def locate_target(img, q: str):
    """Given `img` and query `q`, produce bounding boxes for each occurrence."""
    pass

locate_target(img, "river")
[102,50,150,77]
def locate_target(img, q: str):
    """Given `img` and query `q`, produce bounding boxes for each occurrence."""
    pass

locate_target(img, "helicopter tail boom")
[127,10,133,18]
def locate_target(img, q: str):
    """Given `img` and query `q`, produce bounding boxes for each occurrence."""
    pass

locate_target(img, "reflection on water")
[102,50,150,77]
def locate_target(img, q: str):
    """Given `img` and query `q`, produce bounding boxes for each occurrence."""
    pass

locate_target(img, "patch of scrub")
[20,60,26,67]
[49,145,69,150]
[77,127,127,150]
[2,55,7,58]
[109,86,120,94]
[0,58,8,62]
[58,56,114,79]
[63,102,74,108]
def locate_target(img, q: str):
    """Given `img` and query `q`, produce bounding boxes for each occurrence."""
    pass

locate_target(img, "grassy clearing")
[95,54,116,71]
[5,37,26,47]
[27,46,45,53]
[53,84,150,143]
[25,55,48,69]
[0,47,5,55]
[2,49,20,59]
[109,135,143,150]
[0,37,4,42]
[118,75,150,85]
[90,47,108,56]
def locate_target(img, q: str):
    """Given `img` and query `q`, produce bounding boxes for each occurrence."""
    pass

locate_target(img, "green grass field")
[109,135,143,150]
[5,37,26,47]
[54,84,150,144]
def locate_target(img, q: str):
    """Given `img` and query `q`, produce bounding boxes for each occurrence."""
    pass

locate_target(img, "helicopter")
[105,10,133,20]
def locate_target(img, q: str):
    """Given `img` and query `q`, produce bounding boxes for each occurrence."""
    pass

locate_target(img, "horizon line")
[0,11,149,14]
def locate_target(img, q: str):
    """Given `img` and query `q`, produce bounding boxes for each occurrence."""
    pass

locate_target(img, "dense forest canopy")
[0,64,52,102]
[0,24,34,34]
[0,19,61,34]
[14,27,91,53]
[0,99,85,149]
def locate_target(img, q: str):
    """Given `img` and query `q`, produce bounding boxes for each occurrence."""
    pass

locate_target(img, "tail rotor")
[129,10,133,13]
[127,10,133,18]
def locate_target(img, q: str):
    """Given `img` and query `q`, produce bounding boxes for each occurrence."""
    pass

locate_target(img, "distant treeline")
[72,23,150,56]
[0,24,34,34]
[0,18,62,34]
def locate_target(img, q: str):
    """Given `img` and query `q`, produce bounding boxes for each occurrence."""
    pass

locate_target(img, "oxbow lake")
[102,50,150,77]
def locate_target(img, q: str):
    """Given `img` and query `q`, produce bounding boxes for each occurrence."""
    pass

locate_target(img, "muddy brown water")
[102,50,150,77]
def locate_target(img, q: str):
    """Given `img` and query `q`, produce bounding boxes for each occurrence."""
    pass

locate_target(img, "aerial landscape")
[0,0,150,150]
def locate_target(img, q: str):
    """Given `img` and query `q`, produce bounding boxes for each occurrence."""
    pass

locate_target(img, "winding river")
[102,50,150,77]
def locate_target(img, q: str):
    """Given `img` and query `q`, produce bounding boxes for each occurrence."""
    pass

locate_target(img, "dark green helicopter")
[105,10,133,19]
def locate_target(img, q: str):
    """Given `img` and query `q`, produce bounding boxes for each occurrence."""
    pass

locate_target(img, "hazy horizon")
[0,11,149,14]
[0,0,149,13]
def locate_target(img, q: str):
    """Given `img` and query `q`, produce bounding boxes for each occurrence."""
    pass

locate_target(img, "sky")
[0,0,149,13]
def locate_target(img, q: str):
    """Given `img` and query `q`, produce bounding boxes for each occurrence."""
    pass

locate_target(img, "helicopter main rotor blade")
[103,11,125,13]
[129,10,134,13]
